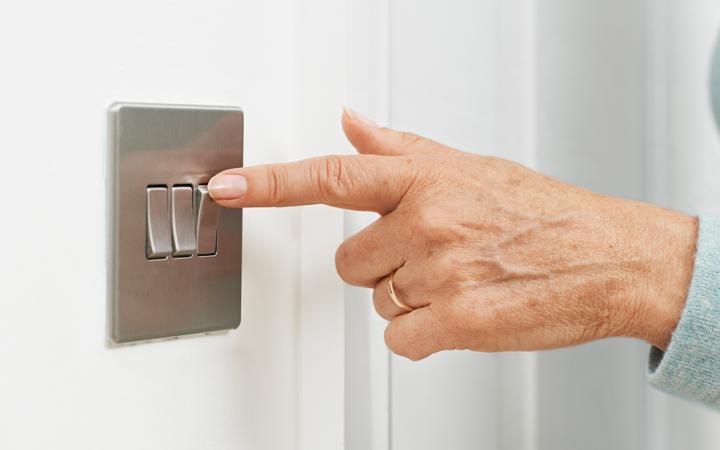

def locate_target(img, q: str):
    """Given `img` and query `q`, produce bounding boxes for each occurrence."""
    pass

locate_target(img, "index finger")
[208,154,416,214]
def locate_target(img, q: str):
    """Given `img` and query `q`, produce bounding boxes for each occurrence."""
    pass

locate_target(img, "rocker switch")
[196,186,220,256]
[146,187,172,259]
[171,186,196,257]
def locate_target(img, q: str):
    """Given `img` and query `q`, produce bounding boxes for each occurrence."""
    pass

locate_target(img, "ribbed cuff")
[648,215,720,406]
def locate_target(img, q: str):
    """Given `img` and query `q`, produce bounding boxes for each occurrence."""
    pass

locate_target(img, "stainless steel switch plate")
[107,102,243,344]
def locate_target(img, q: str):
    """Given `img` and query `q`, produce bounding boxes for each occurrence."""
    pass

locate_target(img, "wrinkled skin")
[209,109,697,361]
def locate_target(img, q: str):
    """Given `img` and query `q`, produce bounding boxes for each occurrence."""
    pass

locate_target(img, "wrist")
[629,210,698,350]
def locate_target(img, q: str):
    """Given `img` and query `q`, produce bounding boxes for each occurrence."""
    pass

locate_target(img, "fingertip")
[340,108,354,139]
[343,106,379,129]
[208,172,248,202]
[342,107,384,155]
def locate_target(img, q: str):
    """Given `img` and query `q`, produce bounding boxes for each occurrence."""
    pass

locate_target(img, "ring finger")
[372,265,428,320]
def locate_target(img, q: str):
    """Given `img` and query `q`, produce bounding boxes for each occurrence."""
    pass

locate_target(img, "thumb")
[342,107,458,157]
[208,154,416,214]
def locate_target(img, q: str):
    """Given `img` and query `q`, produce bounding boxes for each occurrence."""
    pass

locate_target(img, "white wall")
[0,1,347,449]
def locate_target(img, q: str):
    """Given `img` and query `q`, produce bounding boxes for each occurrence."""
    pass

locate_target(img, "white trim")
[292,1,350,448]
[521,2,539,445]
[645,1,671,449]
[498,0,539,171]
[344,0,392,449]
[497,1,539,448]
[646,0,671,208]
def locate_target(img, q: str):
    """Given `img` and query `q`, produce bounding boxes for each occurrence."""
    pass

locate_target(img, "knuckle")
[482,155,516,175]
[415,205,444,227]
[412,207,454,242]
[265,166,289,204]
[482,155,509,167]
[413,205,472,250]
[334,239,363,285]
[384,322,425,361]
[334,242,350,280]
[412,207,437,232]
[315,155,351,199]
[384,324,406,355]
[401,343,427,361]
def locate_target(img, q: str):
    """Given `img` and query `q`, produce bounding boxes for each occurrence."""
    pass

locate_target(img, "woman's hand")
[208,109,698,360]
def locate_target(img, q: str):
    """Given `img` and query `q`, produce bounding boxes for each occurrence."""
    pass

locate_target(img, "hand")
[208,108,698,361]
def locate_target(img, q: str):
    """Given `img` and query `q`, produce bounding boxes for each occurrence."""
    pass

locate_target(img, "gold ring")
[387,269,414,313]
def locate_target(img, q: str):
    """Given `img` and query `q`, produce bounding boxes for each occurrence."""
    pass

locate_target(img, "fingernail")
[343,106,379,128]
[208,174,248,199]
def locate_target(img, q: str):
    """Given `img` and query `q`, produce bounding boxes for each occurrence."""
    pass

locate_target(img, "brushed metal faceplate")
[107,102,243,344]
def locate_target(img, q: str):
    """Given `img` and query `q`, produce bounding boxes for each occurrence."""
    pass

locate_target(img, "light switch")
[146,187,172,259]
[108,102,243,344]
[196,185,220,256]
[171,186,196,257]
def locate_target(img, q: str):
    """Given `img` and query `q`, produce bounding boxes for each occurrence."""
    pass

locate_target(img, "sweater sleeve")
[648,215,720,406]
